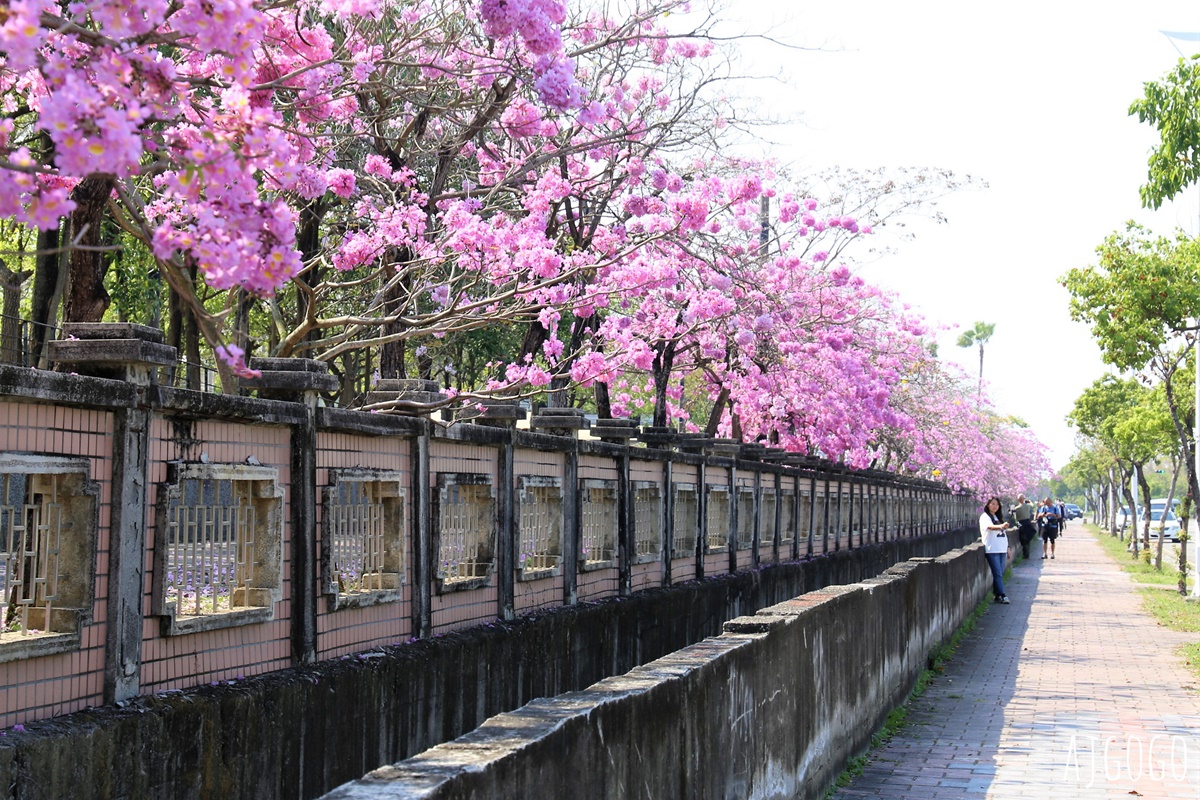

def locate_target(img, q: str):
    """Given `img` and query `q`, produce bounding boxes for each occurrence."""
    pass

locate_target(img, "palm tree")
[956,321,996,395]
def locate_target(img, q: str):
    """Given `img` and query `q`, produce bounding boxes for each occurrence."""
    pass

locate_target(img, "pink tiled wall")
[430,440,499,633]
[0,401,114,728]
[513,574,560,614]
[140,417,292,692]
[669,464,699,583]
[629,459,664,593]
[432,585,498,634]
[735,475,756,571]
[1,396,959,730]
[703,466,732,578]
[513,449,565,615]
[576,456,620,601]
[316,432,413,659]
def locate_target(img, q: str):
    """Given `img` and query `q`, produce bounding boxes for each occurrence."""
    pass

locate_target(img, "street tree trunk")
[62,176,115,324]
[0,258,30,365]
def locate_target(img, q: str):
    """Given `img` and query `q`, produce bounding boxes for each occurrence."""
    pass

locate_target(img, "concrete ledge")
[322,544,989,800]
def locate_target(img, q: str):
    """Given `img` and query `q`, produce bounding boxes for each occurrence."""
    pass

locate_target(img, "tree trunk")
[651,339,677,429]
[29,224,62,367]
[1181,492,1193,595]
[0,258,30,365]
[185,266,201,391]
[977,343,984,395]
[705,387,730,436]
[594,380,612,419]
[1119,467,1136,552]
[1162,366,1200,526]
[295,198,326,349]
[166,284,183,387]
[377,252,412,380]
[1138,467,1152,562]
[62,176,115,324]
[1156,457,1180,571]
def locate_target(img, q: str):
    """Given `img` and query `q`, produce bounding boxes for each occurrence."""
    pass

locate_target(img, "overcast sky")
[718,0,1200,469]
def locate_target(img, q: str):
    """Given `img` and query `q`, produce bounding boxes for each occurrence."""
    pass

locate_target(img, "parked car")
[1143,510,1181,542]
[1118,501,1178,531]
[1063,503,1082,520]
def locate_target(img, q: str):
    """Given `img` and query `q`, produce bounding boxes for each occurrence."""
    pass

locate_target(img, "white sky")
[719,0,1200,469]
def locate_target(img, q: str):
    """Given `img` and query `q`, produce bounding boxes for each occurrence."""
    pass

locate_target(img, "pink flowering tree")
[0,0,1048,493]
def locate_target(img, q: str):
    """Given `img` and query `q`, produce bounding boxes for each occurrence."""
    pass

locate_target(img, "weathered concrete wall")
[320,542,989,800]
[0,527,976,800]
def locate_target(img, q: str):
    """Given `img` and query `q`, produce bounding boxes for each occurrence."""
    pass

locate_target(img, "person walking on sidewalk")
[1037,497,1061,559]
[1010,494,1036,559]
[980,497,1012,604]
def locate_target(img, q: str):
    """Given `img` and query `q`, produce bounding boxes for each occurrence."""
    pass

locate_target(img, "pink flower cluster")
[480,0,582,109]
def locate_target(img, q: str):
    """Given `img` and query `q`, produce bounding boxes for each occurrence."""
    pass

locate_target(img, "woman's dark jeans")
[985,551,1007,599]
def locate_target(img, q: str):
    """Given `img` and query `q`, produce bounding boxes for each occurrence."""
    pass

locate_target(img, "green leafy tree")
[1063,224,1200,561]
[955,320,995,395]
[1110,394,1177,567]
[1130,55,1200,210]
[1068,375,1153,557]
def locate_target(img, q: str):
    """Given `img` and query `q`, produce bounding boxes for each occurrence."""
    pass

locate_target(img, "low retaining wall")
[322,542,989,800]
[0,527,978,800]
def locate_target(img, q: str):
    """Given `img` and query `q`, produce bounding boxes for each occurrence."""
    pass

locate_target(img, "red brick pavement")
[832,521,1200,799]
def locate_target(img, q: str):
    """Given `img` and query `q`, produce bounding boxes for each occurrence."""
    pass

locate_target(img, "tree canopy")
[1130,54,1200,210]
[0,0,1050,498]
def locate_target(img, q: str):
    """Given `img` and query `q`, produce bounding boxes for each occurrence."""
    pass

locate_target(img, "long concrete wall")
[321,542,990,800]
[0,528,977,800]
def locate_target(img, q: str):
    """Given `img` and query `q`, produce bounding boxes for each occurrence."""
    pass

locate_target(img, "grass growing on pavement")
[1138,588,1200,632]
[1087,523,1185,588]
[824,594,992,799]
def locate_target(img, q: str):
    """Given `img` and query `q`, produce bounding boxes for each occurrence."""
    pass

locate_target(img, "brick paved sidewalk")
[832,522,1200,800]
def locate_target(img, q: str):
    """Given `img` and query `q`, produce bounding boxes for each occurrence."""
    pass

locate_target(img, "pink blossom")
[326,168,356,198]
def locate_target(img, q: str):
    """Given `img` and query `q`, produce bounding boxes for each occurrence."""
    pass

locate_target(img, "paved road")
[832,526,1200,799]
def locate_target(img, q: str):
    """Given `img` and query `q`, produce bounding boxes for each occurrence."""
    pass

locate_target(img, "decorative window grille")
[632,481,662,563]
[155,463,283,634]
[579,479,617,568]
[705,485,730,553]
[671,483,699,559]
[0,455,96,659]
[736,487,756,550]
[799,490,812,546]
[779,490,796,547]
[516,476,562,580]
[434,474,495,589]
[323,470,405,609]
[849,489,859,544]
[760,487,777,547]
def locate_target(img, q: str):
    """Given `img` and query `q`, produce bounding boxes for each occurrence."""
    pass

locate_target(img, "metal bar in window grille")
[365,502,382,588]
[207,503,222,613]
[353,500,365,583]
[186,504,201,615]
[347,502,362,586]
[462,490,474,576]
[452,490,463,578]
[239,504,255,600]
[834,479,843,551]
[846,481,855,550]
[335,503,347,585]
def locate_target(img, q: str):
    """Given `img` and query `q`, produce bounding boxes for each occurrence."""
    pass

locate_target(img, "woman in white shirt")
[979,497,1012,604]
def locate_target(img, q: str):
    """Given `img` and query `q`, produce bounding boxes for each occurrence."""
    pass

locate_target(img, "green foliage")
[1130,55,1200,210]
[103,228,163,326]
[1062,223,1200,373]
[1068,374,1146,448]
[954,320,995,350]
